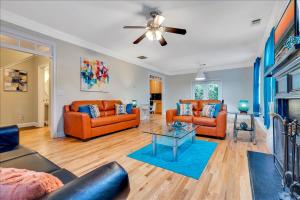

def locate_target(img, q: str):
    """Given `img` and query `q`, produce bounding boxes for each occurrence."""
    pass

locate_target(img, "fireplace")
[267,45,300,197]
[273,99,300,176]
[273,114,287,176]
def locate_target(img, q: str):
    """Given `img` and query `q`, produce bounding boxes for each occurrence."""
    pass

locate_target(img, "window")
[192,81,222,100]
[194,84,204,100]
[0,33,51,57]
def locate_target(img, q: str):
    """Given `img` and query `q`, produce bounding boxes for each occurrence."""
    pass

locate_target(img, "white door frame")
[0,27,57,138]
[37,64,50,127]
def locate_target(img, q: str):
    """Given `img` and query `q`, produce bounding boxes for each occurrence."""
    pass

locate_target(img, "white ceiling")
[0,1,285,75]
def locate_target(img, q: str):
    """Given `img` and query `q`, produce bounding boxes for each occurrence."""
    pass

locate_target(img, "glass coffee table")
[142,122,199,161]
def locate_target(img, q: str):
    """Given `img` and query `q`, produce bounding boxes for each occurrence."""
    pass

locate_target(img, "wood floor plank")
[19,115,268,200]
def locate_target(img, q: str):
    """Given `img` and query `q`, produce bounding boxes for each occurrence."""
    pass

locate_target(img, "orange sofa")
[166,100,227,139]
[64,100,140,141]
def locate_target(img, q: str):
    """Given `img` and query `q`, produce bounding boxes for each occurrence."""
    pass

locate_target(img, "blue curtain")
[264,28,275,72]
[253,57,261,117]
[263,28,275,129]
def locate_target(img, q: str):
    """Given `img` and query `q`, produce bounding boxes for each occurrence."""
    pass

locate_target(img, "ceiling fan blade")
[164,27,187,35]
[159,36,167,46]
[123,26,146,29]
[133,32,147,44]
[153,15,165,25]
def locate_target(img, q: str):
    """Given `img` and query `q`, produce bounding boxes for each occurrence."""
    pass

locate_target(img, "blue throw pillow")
[209,103,221,118]
[78,105,92,118]
[126,103,133,114]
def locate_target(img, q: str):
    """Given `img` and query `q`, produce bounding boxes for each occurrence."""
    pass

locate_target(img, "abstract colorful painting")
[80,58,109,91]
[4,69,28,92]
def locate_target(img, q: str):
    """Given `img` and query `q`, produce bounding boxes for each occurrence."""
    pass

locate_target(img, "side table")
[232,112,256,145]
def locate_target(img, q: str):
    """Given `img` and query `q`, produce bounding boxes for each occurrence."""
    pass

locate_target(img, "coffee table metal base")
[151,134,195,162]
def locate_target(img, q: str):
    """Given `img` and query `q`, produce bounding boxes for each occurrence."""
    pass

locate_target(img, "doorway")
[37,62,50,127]
[0,47,51,129]
[149,74,163,115]
[0,30,56,137]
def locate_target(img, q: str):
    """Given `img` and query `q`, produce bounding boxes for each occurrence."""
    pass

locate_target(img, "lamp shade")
[195,71,206,81]
[238,100,249,112]
[132,100,137,108]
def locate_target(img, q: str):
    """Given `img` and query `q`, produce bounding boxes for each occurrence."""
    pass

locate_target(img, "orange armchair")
[166,100,227,139]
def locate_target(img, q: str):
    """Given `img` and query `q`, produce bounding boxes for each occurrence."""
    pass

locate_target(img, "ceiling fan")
[123,11,187,46]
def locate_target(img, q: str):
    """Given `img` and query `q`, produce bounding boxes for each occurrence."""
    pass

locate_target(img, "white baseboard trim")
[255,117,273,153]
[17,122,39,128]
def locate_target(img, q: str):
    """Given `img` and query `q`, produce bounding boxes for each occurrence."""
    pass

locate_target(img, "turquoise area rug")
[128,140,217,179]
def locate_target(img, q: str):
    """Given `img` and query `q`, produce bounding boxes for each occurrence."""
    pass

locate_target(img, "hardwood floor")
[19,115,269,200]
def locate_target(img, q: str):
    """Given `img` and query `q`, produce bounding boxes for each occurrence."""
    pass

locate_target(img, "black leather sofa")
[0,125,130,200]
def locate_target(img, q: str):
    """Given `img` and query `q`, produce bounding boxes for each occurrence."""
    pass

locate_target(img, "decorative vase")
[238,100,249,113]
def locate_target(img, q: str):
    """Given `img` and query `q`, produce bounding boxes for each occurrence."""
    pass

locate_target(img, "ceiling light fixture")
[123,10,186,46]
[195,64,206,81]
[146,30,163,41]
[146,31,154,41]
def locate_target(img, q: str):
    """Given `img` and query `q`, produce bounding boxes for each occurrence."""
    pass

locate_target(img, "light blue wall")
[165,67,253,113]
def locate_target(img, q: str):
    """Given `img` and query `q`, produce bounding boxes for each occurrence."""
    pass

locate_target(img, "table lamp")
[132,100,137,108]
[238,100,249,113]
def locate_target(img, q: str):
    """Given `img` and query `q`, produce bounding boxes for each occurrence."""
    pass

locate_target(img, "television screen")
[275,0,295,45]
[297,0,300,36]
[274,0,300,61]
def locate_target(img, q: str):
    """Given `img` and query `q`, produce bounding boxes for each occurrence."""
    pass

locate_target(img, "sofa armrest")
[45,162,130,200]
[132,108,140,122]
[222,104,227,112]
[166,109,177,124]
[0,125,19,152]
[216,111,227,138]
[64,112,92,140]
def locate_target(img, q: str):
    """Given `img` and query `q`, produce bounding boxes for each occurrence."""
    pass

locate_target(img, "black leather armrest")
[45,161,130,200]
[0,125,19,153]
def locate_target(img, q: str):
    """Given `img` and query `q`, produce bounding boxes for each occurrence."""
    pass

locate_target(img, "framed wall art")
[4,68,28,92]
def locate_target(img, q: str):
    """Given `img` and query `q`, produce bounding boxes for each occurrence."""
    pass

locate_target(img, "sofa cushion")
[180,100,199,110]
[102,100,122,111]
[71,101,103,112]
[89,105,101,118]
[199,100,221,111]
[209,103,222,117]
[78,105,92,118]
[126,104,133,114]
[103,110,116,116]
[0,146,36,163]
[193,117,217,127]
[115,104,127,115]
[91,114,136,127]
[201,104,215,118]
[0,153,60,173]
[172,115,193,123]
[177,103,193,116]
[193,110,201,117]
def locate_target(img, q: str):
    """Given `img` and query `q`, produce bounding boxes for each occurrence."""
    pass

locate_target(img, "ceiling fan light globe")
[155,30,162,40]
[146,31,154,41]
